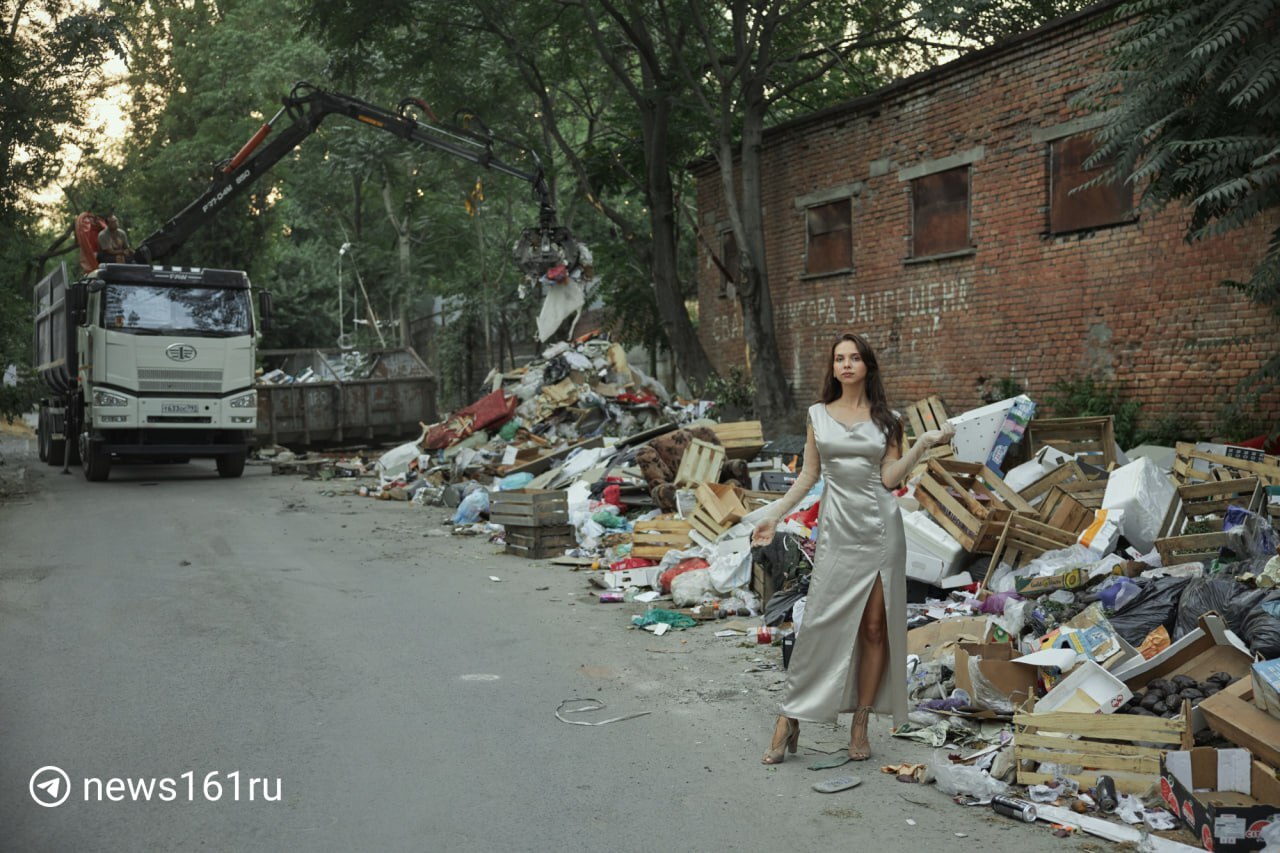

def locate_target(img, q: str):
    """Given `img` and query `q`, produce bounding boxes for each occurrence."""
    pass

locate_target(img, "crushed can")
[1095,775,1117,812]
[991,795,1037,823]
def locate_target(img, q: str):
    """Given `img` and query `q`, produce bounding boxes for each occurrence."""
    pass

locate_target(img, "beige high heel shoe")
[761,715,800,765]
[848,706,873,761]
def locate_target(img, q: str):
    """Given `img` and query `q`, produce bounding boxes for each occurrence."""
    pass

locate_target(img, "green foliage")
[697,366,757,419]
[1043,374,1143,449]
[1085,0,1280,401]
[977,374,1027,404]
[1133,412,1204,446]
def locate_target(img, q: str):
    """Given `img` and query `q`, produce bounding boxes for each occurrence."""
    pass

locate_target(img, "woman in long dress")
[753,334,953,764]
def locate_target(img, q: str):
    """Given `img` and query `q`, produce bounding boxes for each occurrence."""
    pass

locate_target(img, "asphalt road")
[0,430,1104,852]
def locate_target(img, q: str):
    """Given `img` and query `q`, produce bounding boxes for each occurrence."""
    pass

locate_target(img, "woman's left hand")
[919,421,956,449]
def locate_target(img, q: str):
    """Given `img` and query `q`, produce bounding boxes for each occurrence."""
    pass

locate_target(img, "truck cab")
[36,262,271,481]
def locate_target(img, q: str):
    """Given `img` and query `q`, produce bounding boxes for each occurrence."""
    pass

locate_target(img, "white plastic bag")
[930,750,1010,797]
[671,568,717,607]
[376,440,421,477]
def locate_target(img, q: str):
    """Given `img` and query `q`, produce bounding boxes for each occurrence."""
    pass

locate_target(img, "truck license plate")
[161,403,199,414]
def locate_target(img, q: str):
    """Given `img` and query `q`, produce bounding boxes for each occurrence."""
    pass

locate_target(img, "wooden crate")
[1017,460,1088,507]
[674,438,725,487]
[688,482,748,541]
[490,489,568,528]
[751,560,777,604]
[914,458,1037,553]
[903,396,954,474]
[1154,477,1263,566]
[1014,702,1192,794]
[631,517,693,559]
[504,523,576,559]
[1036,485,1095,535]
[980,514,1079,593]
[710,421,766,460]
[1172,442,1280,486]
[1027,416,1116,470]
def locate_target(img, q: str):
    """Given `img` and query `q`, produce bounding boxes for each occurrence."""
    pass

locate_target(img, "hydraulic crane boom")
[134,81,576,274]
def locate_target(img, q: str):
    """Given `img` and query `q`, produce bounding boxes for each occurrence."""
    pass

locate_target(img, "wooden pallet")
[631,517,693,559]
[1027,416,1116,470]
[490,489,568,528]
[1172,442,1280,486]
[674,438,725,487]
[1014,702,1192,795]
[980,514,1079,594]
[504,523,576,559]
[710,421,766,460]
[914,458,1036,553]
[1154,477,1263,566]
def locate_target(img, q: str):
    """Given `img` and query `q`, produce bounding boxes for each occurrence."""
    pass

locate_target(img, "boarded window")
[912,167,970,257]
[805,198,852,275]
[1050,134,1134,234]
[719,230,738,298]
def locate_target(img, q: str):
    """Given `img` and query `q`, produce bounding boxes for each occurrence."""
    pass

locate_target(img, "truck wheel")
[80,431,111,482]
[37,408,49,462]
[216,450,246,478]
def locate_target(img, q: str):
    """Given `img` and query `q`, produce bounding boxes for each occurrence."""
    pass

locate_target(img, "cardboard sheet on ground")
[907,616,988,660]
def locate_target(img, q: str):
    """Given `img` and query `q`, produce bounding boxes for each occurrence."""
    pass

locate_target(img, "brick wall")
[694,5,1280,437]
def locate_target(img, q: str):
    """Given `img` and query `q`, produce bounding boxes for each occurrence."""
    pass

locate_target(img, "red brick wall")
[694,8,1279,437]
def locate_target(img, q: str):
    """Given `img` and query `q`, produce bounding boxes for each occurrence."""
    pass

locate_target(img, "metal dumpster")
[255,348,436,447]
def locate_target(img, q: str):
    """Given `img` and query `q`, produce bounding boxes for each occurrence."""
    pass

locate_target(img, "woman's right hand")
[751,518,777,547]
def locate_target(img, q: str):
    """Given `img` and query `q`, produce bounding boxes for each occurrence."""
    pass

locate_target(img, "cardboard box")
[1160,749,1280,852]
[1114,612,1254,731]
[1201,676,1280,770]
[1251,658,1280,720]
[906,616,987,661]
[954,641,1039,710]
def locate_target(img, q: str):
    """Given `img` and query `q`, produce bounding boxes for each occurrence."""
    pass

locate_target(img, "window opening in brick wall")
[805,198,852,276]
[719,229,738,298]
[1050,133,1134,234]
[911,166,971,258]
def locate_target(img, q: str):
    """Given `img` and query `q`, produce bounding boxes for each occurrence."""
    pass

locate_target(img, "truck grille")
[137,368,224,393]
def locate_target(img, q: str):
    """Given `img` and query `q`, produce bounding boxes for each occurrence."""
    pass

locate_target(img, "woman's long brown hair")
[818,333,903,449]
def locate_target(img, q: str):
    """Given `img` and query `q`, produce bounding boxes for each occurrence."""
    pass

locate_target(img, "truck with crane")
[34,81,577,481]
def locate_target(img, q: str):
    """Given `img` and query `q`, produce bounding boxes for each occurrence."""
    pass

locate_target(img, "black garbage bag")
[1175,576,1264,638]
[541,354,571,385]
[1109,575,1191,646]
[764,575,810,627]
[1241,590,1280,659]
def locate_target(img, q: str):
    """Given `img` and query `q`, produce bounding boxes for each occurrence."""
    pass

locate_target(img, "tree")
[0,0,127,419]
[1087,0,1280,404]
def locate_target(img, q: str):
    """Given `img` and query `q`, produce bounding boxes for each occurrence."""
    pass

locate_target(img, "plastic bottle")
[756,626,783,644]
[599,591,625,603]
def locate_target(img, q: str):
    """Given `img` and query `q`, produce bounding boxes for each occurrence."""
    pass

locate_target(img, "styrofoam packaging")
[1034,659,1133,715]
[1101,456,1176,553]
[903,510,965,564]
[905,549,953,585]
[1003,446,1074,496]
[948,397,1019,463]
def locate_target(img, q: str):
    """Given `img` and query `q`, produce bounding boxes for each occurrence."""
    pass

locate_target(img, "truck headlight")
[229,391,257,408]
[93,390,130,407]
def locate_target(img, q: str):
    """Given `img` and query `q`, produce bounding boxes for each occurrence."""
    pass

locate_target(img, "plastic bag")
[1224,505,1279,559]
[930,750,1010,798]
[376,440,421,477]
[671,568,717,606]
[451,488,490,524]
[1174,576,1262,639]
[1108,575,1191,645]
[1241,590,1280,658]
[497,471,534,490]
[1097,575,1141,611]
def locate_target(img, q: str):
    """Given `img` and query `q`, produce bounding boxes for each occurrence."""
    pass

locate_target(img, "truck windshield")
[102,284,251,335]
